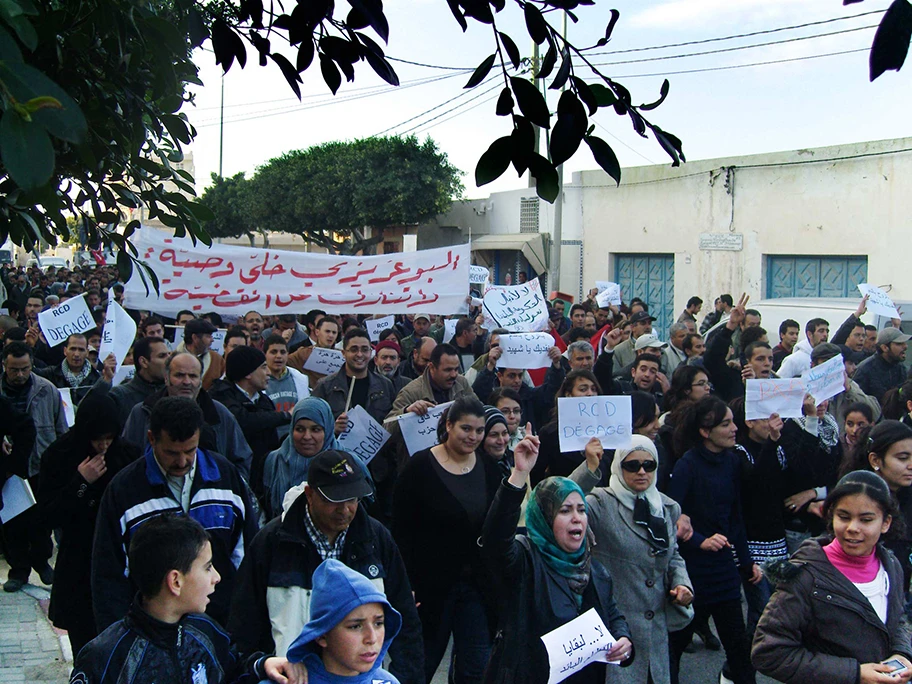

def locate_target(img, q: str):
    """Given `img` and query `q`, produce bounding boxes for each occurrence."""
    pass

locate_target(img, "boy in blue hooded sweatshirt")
[286,559,401,684]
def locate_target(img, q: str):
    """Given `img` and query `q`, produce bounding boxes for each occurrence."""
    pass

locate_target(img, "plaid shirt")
[303,504,348,560]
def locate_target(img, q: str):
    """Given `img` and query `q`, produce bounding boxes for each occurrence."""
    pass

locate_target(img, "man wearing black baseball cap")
[854,326,912,404]
[177,318,225,390]
[228,448,424,684]
[613,309,657,373]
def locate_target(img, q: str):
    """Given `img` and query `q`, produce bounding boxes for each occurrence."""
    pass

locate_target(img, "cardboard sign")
[802,354,846,406]
[497,333,554,369]
[0,476,36,523]
[98,300,137,367]
[337,405,391,465]
[557,396,632,451]
[483,277,549,332]
[595,281,621,307]
[365,315,395,343]
[397,401,454,456]
[443,319,457,344]
[540,608,618,684]
[744,379,806,420]
[302,347,345,376]
[470,265,490,285]
[858,283,900,319]
[58,387,76,427]
[38,293,94,347]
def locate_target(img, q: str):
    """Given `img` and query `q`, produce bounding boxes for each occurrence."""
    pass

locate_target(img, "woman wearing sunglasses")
[569,434,693,684]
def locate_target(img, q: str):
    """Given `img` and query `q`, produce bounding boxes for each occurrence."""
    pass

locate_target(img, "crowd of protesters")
[2,259,912,684]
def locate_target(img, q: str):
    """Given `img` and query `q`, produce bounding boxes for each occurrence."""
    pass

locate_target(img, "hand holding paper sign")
[858,283,900,319]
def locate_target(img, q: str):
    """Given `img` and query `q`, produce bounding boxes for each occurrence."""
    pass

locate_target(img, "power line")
[396,81,504,136]
[386,56,473,71]
[594,121,657,165]
[411,90,502,136]
[589,8,885,56]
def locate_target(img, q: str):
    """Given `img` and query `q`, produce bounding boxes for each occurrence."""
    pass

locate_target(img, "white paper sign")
[337,405,391,465]
[38,293,94,347]
[443,319,457,344]
[497,333,554,369]
[397,401,454,456]
[557,396,632,451]
[303,347,345,376]
[744,379,806,420]
[540,608,618,684]
[483,277,549,332]
[595,281,621,307]
[0,476,36,523]
[365,316,395,342]
[858,283,900,319]
[112,364,136,387]
[802,354,846,405]
[210,329,226,355]
[98,300,137,367]
[58,387,76,427]
[470,265,490,285]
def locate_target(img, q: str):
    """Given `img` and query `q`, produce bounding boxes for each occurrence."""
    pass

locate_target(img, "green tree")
[199,172,264,246]
[247,136,463,255]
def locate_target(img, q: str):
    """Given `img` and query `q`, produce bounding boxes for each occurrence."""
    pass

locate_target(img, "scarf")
[794,413,840,449]
[274,397,339,462]
[526,477,591,606]
[61,359,91,388]
[609,435,669,552]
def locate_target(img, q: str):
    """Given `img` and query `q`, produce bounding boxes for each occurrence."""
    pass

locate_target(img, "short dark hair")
[64,333,87,348]
[806,317,829,334]
[133,336,164,365]
[224,326,248,347]
[128,515,210,599]
[779,319,799,337]
[744,309,760,319]
[149,396,203,442]
[140,315,164,332]
[377,328,401,343]
[686,296,703,309]
[682,333,702,354]
[720,294,734,307]
[745,341,772,360]
[303,309,326,329]
[2,341,31,362]
[489,386,522,407]
[176,310,194,322]
[26,290,45,303]
[569,303,587,317]
[316,316,339,330]
[740,326,767,350]
[263,333,287,351]
[566,327,590,344]
[454,317,475,337]
[431,342,459,365]
[865,324,877,333]
[634,353,662,369]
[343,327,371,348]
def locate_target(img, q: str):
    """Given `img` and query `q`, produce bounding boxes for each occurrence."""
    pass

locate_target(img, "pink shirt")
[823,539,881,583]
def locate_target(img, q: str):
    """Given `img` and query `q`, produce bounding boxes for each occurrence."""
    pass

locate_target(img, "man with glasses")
[228,449,424,684]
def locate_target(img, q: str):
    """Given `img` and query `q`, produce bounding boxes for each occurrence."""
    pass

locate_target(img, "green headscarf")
[526,476,592,605]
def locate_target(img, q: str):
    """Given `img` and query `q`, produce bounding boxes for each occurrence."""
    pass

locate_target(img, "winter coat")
[752,537,912,683]
[312,369,395,424]
[0,373,68,476]
[36,361,101,406]
[471,364,565,431]
[777,338,813,379]
[854,353,907,404]
[385,368,477,422]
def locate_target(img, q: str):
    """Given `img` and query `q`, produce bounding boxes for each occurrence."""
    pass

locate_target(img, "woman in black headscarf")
[38,391,140,655]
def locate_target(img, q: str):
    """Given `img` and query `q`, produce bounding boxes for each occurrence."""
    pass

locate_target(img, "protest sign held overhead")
[858,283,900,319]
[469,265,490,285]
[124,228,470,317]
[497,333,554,369]
[337,405,391,465]
[745,379,806,420]
[98,300,137,367]
[483,277,549,332]
[38,293,94,347]
[595,282,621,307]
[558,396,632,451]
[396,401,453,456]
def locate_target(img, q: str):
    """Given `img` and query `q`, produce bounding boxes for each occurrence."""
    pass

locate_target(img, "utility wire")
[594,122,657,165]
[411,91,502,136]
[396,81,504,136]
[386,56,474,71]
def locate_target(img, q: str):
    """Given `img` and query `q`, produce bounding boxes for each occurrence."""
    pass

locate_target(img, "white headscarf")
[608,435,664,517]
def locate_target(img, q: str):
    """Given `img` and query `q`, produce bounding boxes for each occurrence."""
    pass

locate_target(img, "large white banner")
[124,229,471,316]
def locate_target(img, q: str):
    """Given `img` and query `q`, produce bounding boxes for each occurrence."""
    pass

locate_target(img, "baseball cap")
[877,327,912,346]
[634,333,666,351]
[810,342,842,364]
[414,313,431,322]
[308,450,373,503]
[629,310,656,325]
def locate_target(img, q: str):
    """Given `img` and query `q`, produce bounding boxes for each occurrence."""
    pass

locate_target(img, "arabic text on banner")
[540,608,618,684]
[398,401,454,456]
[124,228,471,316]
[483,277,549,332]
[744,379,806,420]
[337,405,391,465]
[558,396,632,451]
[38,293,94,347]
[497,333,555,369]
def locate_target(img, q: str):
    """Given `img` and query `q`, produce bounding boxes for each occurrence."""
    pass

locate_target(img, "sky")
[182,0,912,200]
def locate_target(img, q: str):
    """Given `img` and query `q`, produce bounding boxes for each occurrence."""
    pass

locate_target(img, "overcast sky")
[183,0,912,198]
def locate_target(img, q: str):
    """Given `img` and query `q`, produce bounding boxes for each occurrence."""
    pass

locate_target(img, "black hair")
[843,401,876,425]
[744,308,760,319]
[631,391,659,431]
[673,395,730,459]
[566,327,591,344]
[489,386,522,407]
[316,316,339,330]
[744,340,772,361]
[431,342,458,365]
[720,294,734,307]
[303,309,326,329]
[133,336,163,365]
[26,290,45,303]
[437,395,486,443]
[805,317,829,335]
[377,328,401,343]
[865,324,877,332]
[128,515,211,599]
[201,312,223,327]
[839,419,912,479]
[64,333,87,348]
[454,316,475,337]
[569,303,587,317]
[342,327,371,348]
[779,319,800,337]
[140,315,164,332]
[175,309,195,322]
[664,365,711,413]
[823,470,900,539]
[263,333,287,351]
[633,353,662,370]
[740,326,767,350]
[682,333,703,354]
[729,396,750,444]
[224,326,248,347]
[3,327,26,343]
[686,296,703,309]
[881,380,912,421]
[3,341,31,361]
[340,316,360,332]
[554,370,601,404]
[149,396,204,442]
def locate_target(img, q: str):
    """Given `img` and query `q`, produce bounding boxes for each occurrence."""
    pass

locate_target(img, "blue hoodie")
[286,559,402,684]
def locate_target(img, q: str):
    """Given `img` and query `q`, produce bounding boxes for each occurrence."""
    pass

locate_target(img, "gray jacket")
[312,369,394,423]
[1,374,69,476]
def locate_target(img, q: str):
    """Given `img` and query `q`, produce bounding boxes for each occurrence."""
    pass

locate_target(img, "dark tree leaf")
[364,50,399,86]
[527,153,559,202]
[273,14,293,30]
[336,56,356,82]
[270,53,303,99]
[491,0,506,12]
[549,90,587,165]
[499,32,521,70]
[584,135,621,186]
[628,109,647,137]
[511,76,551,128]
[240,0,264,28]
[588,83,617,107]
[348,0,390,43]
[475,136,513,186]
[549,49,571,90]
[613,100,627,115]
[445,0,468,31]
[211,19,246,72]
[496,87,514,116]
[639,79,669,111]
[465,53,496,88]
[511,116,535,175]
[870,0,912,80]
[297,39,316,72]
[250,32,270,67]
[0,112,54,191]
[320,54,342,94]
[321,36,361,64]
[462,0,494,24]
[524,3,549,44]
[187,7,209,49]
[653,126,686,165]
[346,8,371,30]
[537,43,557,79]
[604,9,620,42]
[572,76,598,115]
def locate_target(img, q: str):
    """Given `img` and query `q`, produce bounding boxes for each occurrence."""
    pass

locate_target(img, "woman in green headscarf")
[481,429,634,684]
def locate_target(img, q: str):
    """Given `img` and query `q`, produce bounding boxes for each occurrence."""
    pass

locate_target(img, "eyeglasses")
[499,408,522,416]
[620,459,658,473]
[692,380,713,389]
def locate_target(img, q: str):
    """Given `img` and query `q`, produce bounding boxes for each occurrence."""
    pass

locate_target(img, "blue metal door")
[615,253,675,339]
[766,256,868,299]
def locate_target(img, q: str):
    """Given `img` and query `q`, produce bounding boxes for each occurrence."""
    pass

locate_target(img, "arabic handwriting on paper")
[801,354,846,406]
[558,396,633,451]
[595,282,621,308]
[497,333,554,370]
[302,347,345,376]
[540,608,618,684]
[858,283,900,319]
[483,278,550,333]
[744,379,806,420]
[398,401,454,455]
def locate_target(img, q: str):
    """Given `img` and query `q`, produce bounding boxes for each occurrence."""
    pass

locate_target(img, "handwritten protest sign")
[0,476,36,524]
[112,364,136,387]
[99,300,137,367]
[540,608,618,684]
[38,293,94,347]
[397,401,453,456]
[443,319,457,344]
[124,228,470,316]
[497,333,554,369]
[744,379,806,420]
[858,283,900,319]
[470,265,490,285]
[337,405,391,465]
[802,354,846,405]
[58,388,76,427]
[365,316,395,342]
[483,277,549,332]
[595,282,621,307]
[558,396,632,451]
[209,329,227,355]
[303,347,345,376]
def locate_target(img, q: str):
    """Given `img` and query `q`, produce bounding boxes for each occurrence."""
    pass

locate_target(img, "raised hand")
[583,437,603,473]
[602,328,624,351]
[726,293,749,330]
[768,413,783,441]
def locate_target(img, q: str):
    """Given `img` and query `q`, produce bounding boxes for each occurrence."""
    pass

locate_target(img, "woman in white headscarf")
[570,434,693,684]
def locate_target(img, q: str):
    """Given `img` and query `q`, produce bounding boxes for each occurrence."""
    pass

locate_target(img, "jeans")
[742,576,773,641]
[1,484,52,582]
[420,581,491,684]
[670,600,755,684]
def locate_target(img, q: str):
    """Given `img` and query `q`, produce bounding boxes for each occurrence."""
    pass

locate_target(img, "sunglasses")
[620,459,658,473]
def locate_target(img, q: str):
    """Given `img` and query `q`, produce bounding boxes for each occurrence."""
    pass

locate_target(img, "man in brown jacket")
[176,318,225,390]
